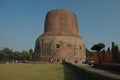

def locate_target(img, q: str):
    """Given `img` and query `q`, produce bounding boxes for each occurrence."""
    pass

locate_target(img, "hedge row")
[63,62,119,80]
[94,63,120,74]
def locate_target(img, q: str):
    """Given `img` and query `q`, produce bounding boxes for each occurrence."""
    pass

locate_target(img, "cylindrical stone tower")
[34,9,86,64]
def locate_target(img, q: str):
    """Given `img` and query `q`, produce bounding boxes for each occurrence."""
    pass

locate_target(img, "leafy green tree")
[0,51,4,60]
[13,51,21,60]
[29,48,33,60]
[91,43,105,65]
[0,47,13,60]
[21,50,28,61]
[0,48,34,62]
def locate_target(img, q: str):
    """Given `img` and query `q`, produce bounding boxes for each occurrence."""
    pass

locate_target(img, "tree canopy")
[0,47,34,61]
[91,43,105,51]
[91,43,105,65]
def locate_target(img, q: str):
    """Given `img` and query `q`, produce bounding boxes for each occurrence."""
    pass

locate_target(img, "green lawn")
[0,63,79,80]
[0,64,64,80]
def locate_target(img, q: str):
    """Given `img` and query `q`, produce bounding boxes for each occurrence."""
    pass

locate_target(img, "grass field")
[0,64,65,80]
[0,63,79,80]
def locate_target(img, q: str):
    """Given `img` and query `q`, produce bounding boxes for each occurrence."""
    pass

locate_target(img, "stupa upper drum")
[34,9,86,63]
[44,10,78,36]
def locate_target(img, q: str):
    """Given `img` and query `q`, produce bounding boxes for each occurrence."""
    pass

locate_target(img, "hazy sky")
[0,0,120,51]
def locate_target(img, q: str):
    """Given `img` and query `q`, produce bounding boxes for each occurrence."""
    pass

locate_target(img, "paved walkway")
[79,64,120,80]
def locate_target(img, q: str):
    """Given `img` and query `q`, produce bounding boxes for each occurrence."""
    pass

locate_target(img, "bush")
[94,63,120,74]
[63,62,119,80]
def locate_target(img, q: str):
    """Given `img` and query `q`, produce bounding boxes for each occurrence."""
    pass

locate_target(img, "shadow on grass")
[63,64,80,80]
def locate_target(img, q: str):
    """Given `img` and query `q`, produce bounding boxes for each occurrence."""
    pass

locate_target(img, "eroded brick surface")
[34,9,86,64]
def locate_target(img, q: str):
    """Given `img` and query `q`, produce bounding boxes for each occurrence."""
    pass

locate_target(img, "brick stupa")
[34,9,86,63]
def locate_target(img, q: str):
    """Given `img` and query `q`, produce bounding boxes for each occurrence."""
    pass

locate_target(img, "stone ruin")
[33,9,86,64]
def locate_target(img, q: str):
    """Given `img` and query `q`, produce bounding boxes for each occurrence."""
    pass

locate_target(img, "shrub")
[63,62,119,80]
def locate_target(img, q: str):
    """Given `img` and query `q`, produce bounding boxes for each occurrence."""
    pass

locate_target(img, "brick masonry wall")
[44,9,79,36]
[34,35,86,63]
[34,9,86,64]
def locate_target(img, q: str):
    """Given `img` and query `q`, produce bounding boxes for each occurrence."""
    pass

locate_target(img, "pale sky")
[0,0,120,51]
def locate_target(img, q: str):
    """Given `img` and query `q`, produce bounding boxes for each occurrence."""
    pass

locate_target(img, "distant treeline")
[0,48,33,62]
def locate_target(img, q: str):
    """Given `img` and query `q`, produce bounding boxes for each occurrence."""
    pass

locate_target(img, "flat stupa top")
[43,9,79,37]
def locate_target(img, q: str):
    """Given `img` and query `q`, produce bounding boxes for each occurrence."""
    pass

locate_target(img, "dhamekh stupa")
[34,9,86,63]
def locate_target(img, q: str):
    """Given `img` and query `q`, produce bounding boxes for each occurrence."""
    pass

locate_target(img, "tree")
[0,48,34,62]
[91,43,105,65]
[107,47,110,52]
[0,51,4,60]
[111,42,120,63]
[112,45,119,63]
[111,42,115,62]
[86,48,94,57]
[29,48,33,60]
[21,50,28,61]
[102,49,106,63]
[0,47,13,60]
[13,51,21,60]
